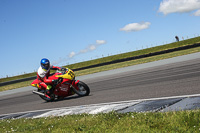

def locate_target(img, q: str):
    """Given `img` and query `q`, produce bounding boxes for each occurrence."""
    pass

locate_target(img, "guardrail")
[1,42,200,87]
[0,76,36,86]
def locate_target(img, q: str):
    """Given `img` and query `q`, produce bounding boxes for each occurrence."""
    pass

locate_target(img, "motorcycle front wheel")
[72,81,90,96]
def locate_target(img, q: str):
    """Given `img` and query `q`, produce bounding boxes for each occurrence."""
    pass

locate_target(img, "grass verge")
[1,110,200,132]
[1,46,200,92]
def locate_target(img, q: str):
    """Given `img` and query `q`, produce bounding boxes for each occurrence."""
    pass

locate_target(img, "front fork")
[71,80,80,90]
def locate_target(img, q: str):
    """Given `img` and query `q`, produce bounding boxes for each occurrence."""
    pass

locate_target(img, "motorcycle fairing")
[55,69,75,80]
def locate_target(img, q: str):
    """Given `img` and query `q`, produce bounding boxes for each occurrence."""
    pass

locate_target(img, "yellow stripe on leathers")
[31,84,40,88]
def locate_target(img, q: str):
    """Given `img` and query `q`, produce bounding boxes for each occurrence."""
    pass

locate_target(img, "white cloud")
[79,40,106,54]
[53,40,107,65]
[193,9,200,16]
[89,45,96,50]
[69,51,75,58]
[159,0,200,15]
[96,40,106,45]
[120,22,151,32]
[80,49,87,53]
[70,40,106,58]
[79,45,94,54]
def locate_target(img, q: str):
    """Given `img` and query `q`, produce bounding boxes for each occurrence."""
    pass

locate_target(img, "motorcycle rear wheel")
[72,81,90,96]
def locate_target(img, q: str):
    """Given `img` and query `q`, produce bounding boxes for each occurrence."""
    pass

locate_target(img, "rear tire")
[72,81,90,96]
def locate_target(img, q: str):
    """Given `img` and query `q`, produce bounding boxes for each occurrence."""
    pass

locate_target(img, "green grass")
[1,110,200,132]
[0,80,33,92]
[0,73,37,83]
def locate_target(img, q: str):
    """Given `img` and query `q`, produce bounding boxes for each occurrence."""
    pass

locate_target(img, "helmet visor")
[42,64,50,70]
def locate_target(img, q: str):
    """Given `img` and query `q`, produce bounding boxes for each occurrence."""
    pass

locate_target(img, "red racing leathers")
[31,65,61,90]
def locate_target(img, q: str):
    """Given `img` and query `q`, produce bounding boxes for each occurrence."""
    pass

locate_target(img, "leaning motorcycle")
[32,68,90,102]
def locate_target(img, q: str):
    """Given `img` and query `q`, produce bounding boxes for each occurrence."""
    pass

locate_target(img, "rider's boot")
[45,85,53,97]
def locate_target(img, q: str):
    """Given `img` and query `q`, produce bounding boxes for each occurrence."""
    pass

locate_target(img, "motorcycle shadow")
[44,94,92,103]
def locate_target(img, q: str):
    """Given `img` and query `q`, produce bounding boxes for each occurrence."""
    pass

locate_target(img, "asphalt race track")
[1,52,200,116]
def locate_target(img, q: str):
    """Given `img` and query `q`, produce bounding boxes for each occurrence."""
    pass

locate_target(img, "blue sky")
[0,0,200,78]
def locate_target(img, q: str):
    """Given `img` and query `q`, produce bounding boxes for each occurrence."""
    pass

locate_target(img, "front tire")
[72,81,90,96]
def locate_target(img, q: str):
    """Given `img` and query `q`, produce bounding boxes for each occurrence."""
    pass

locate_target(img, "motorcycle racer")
[31,58,66,98]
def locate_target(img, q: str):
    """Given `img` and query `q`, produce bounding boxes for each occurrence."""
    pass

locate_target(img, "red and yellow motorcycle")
[32,68,90,102]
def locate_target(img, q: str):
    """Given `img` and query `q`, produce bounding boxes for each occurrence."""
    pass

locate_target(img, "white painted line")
[89,104,118,114]
[1,93,200,118]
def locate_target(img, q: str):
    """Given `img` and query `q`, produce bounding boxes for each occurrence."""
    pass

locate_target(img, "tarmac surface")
[1,52,200,119]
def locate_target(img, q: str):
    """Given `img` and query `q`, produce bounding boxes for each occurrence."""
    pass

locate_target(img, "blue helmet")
[41,58,50,70]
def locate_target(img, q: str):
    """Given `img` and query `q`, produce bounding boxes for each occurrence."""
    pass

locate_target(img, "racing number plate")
[67,69,75,80]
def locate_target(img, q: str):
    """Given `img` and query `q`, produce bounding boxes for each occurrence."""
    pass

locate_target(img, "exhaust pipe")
[32,90,45,97]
